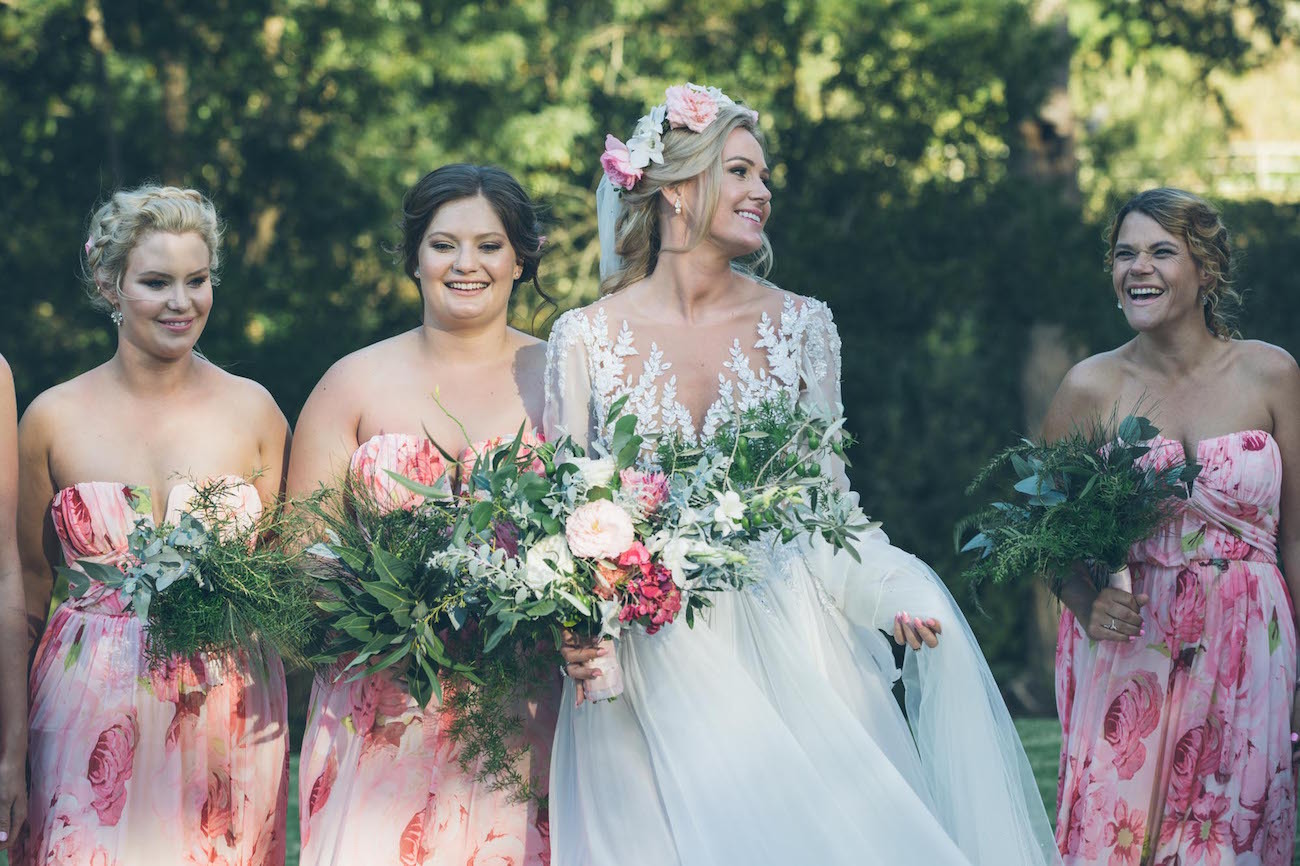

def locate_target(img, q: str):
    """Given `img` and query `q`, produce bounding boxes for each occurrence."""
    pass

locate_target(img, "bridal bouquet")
[430,396,873,693]
[59,478,318,665]
[956,413,1199,596]
[304,397,868,800]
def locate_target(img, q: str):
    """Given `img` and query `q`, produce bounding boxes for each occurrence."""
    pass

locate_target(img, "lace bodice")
[544,293,843,449]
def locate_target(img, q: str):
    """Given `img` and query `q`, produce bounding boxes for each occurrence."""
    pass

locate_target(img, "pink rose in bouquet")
[565,500,635,560]
[600,135,643,191]
[665,84,719,132]
[620,468,669,517]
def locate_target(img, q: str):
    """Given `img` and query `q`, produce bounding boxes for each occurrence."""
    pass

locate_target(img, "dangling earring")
[674,197,682,216]
[110,307,124,327]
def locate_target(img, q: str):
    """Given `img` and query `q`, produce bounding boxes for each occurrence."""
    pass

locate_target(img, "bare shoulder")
[18,366,107,435]
[311,330,419,398]
[1235,339,1300,384]
[1043,349,1129,439]
[202,361,287,429]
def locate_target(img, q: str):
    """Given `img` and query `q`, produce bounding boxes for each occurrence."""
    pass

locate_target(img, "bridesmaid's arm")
[1042,358,1146,642]
[1260,346,1300,642]
[16,391,58,658]
[286,359,363,502]
[242,382,292,509]
[0,357,27,849]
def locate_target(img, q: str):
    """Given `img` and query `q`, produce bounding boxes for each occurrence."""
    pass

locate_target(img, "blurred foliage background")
[4,0,1300,715]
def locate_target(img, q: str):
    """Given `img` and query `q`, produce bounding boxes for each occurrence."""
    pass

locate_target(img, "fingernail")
[0,831,8,842]
[926,618,938,627]
[894,612,902,621]
[1139,629,1146,636]
[1128,636,1135,642]
[913,617,924,629]
[1291,732,1298,743]
[597,646,611,656]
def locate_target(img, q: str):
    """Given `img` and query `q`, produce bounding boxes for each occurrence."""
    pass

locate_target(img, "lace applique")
[549,294,840,449]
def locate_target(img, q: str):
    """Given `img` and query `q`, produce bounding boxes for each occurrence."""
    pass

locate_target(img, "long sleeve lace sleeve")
[795,299,859,507]
[543,309,597,451]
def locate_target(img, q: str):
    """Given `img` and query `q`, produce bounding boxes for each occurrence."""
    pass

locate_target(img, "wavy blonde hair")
[601,103,771,295]
[82,184,222,311]
[1106,187,1239,338]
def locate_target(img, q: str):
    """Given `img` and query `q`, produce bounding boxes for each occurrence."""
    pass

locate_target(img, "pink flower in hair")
[85,235,94,255]
[600,135,643,191]
[665,84,719,133]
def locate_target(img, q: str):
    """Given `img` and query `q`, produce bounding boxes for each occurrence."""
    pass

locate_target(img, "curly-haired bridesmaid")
[1048,188,1300,865]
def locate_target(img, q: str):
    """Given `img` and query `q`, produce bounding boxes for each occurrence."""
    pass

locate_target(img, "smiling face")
[415,195,523,329]
[111,230,213,359]
[701,128,771,259]
[1112,211,1210,334]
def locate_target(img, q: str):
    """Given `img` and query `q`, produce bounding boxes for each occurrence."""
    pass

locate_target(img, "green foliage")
[958,414,1199,596]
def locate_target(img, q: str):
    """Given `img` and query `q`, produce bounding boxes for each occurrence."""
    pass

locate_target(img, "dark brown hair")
[397,164,548,301]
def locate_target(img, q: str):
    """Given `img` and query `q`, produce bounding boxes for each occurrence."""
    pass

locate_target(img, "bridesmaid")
[1047,188,1300,865]
[15,185,292,865]
[1,354,28,853]
[291,164,556,866]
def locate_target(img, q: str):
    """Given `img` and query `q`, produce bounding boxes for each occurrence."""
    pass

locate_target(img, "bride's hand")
[893,612,942,649]
[561,629,607,705]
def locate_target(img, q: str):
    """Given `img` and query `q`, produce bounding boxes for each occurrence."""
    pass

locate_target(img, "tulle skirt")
[549,533,1059,866]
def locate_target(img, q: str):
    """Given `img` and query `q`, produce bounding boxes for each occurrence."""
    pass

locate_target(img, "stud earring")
[110,307,124,327]
[674,197,682,216]
[1116,302,1122,310]
[413,268,420,279]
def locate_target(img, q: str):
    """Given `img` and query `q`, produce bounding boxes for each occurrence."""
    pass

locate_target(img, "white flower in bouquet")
[565,500,636,559]
[569,455,617,489]
[523,534,575,591]
[712,489,747,537]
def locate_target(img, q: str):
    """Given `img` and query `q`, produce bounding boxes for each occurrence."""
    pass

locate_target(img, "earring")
[1116,302,1122,310]
[413,268,420,279]
[110,307,124,326]
[674,197,682,216]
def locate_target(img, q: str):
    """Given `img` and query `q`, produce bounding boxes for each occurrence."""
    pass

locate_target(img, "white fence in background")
[1208,141,1300,199]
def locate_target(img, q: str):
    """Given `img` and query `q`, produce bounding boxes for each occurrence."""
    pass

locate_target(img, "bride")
[544,84,1059,866]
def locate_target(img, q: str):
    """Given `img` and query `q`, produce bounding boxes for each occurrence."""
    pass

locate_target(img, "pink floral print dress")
[16,479,289,866]
[1056,431,1297,866]
[297,433,557,866]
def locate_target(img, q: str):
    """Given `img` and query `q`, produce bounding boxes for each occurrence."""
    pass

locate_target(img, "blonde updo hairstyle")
[602,102,771,295]
[1106,187,1239,339]
[82,184,222,311]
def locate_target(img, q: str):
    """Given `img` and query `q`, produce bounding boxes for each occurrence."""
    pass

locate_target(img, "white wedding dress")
[543,292,1059,866]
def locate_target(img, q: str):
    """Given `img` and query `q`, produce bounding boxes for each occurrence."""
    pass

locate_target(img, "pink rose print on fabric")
[1162,568,1208,649]
[308,753,338,819]
[1059,760,1114,860]
[1103,799,1147,866]
[1241,432,1269,452]
[399,811,430,866]
[351,435,449,513]
[1167,718,1224,813]
[1103,671,1163,780]
[86,712,139,825]
[200,767,235,843]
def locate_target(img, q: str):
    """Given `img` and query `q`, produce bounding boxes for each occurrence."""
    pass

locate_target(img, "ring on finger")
[559,663,571,680]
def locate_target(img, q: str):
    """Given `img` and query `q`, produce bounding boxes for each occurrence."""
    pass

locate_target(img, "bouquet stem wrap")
[582,638,624,702]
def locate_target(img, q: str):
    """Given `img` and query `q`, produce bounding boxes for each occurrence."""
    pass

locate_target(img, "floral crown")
[600,83,759,192]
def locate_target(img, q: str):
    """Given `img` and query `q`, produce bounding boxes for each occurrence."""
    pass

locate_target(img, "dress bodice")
[349,429,544,514]
[51,476,262,614]
[543,293,842,450]
[1131,430,1280,567]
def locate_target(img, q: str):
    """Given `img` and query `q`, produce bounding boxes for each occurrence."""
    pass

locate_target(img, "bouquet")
[431,396,873,697]
[956,413,1199,596]
[305,397,870,801]
[59,478,319,666]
